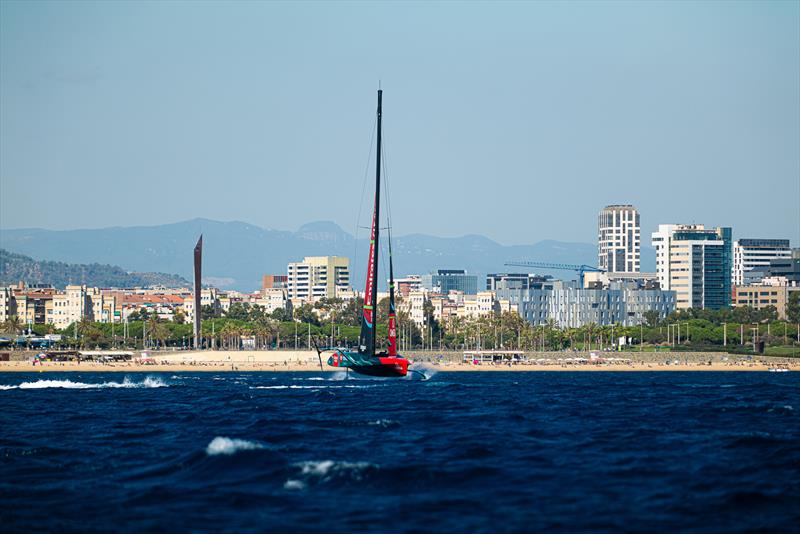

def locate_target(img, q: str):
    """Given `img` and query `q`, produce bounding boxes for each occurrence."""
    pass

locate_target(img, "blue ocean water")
[1,371,798,533]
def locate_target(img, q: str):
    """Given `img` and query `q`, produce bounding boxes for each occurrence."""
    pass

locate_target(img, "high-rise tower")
[598,205,640,273]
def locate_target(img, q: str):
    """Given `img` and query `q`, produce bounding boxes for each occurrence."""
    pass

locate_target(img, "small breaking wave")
[368,419,399,428]
[284,460,378,489]
[205,436,265,456]
[1,376,168,390]
[409,364,437,381]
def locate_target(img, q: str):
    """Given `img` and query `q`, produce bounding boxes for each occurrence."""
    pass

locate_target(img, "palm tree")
[147,318,169,349]
[253,320,275,349]
[1,315,22,336]
[219,322,242,350]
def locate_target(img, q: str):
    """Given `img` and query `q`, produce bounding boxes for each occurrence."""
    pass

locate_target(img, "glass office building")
[421,269,478,295]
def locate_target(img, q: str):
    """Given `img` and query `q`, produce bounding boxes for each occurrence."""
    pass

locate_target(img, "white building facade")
[598,205,640,273]
[651,224,732,310]
[732,239,791,286]
[287,256,351,302]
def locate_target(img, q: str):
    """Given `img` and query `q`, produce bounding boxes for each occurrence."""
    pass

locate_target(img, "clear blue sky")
[1,1,798,246]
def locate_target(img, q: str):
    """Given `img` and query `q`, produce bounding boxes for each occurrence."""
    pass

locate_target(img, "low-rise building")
[497,280,676,327]
[734,282,799,320]
[457,291,500,319]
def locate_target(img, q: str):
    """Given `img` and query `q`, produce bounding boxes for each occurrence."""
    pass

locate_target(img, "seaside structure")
[598,205,640,273]
[496,280,676,327]
[732,239,791,285]
[286,256,351,302]
[651,224,732,309]
[421,269,478,295]
[193,235,202,349]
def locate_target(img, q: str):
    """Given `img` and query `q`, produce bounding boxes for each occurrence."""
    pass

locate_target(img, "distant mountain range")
[0,219,655,291]
[0,249,190,289]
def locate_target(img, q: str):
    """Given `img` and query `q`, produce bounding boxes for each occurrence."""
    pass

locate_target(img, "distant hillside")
[0,219,656,291]
[0,249,190,289]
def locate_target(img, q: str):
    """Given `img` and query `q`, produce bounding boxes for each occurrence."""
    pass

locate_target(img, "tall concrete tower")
[193,235,202,349]
[598,205,640,273]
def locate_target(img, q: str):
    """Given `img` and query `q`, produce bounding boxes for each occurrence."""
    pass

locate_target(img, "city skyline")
[1,1,798,246]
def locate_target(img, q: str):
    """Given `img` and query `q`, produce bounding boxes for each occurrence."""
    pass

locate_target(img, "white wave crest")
[368,419,398,428]
[295,460,376,480]
[2,376,168,390]
[206,436,264,456]
[283,479,306,491]
[409,364,437,381]
[328,371,350,381]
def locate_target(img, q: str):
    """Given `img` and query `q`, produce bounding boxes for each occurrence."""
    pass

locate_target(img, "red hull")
[353,357,408,378]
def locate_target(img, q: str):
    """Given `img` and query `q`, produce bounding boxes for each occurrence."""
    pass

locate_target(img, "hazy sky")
[1,1,798,246]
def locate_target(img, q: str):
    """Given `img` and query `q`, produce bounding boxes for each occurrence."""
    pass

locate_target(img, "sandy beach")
[0,360,794,373]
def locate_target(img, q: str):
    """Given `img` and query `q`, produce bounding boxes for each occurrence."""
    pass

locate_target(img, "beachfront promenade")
[1,349,797,372]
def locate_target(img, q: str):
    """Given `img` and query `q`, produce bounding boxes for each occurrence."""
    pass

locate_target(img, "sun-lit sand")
[1,348,796,373]
[0,360,794,373]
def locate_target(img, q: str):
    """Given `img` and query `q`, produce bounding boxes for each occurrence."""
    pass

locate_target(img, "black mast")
[371,89,382,357]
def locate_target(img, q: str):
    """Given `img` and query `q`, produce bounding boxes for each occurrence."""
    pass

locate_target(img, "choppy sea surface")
[1,370,798,533]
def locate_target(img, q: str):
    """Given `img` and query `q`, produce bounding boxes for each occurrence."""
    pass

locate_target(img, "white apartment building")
[651,224,732,310]
[48,285,116,328]
[457,291,500,320]
[403,290,426,327]
[287,256,350,302]
[252,288,290,314]
[51,285,90,328]
[732,239,791,286]
[0,287,16,324]
[182,288,219,324]
[598,205,640,273]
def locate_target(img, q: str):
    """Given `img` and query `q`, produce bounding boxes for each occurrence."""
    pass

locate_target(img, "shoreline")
[0,361,793,373]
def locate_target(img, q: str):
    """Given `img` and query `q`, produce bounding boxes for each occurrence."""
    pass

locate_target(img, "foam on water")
[283,479,306,491]
[205,437,265,456]
[1,376,168,390]
[293,460,376,482]
[409,364,438,381]
[288,459,377,488]
[368,419,399,428]
[328,371,350,381]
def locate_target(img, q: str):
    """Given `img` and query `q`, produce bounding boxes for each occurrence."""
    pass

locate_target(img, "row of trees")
[2,294,799,352]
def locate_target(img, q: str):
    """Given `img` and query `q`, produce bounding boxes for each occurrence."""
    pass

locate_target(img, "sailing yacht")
[325,90,409,377]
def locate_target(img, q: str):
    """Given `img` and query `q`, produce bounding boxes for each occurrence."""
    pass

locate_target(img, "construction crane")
[504,261,605,287]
